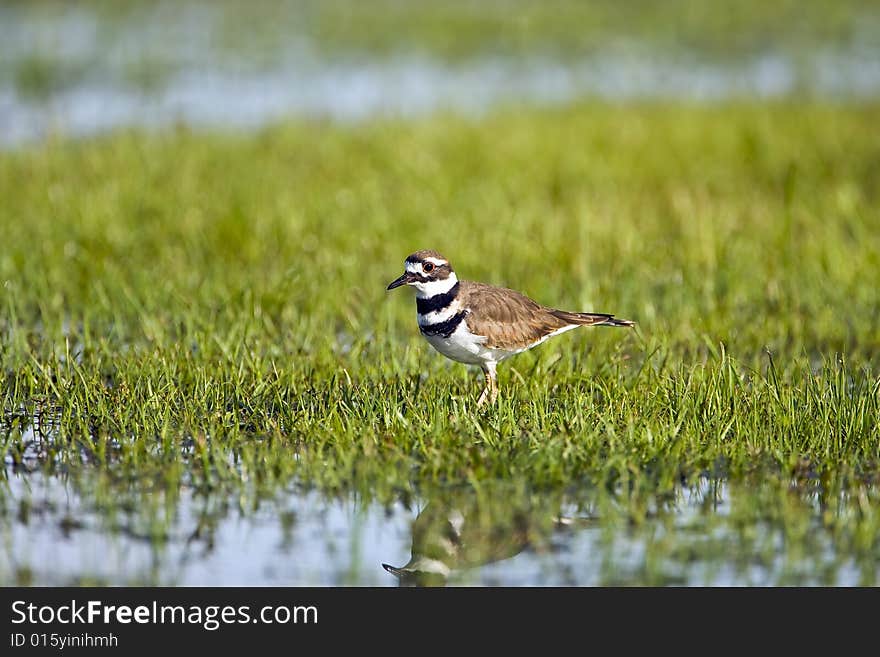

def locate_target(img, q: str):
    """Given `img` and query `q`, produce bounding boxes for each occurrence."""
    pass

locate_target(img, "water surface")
[3,450,873,586]
[3,3,879,147]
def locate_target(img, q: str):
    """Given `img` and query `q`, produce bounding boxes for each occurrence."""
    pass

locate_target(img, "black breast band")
[419,310,468,339]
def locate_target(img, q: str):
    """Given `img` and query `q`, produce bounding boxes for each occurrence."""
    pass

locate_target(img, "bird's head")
[387,250,457,297]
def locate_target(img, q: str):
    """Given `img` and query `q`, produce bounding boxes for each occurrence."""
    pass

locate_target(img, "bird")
[380,501,541,587]
[382,496,597,586]
[386,249,634,406]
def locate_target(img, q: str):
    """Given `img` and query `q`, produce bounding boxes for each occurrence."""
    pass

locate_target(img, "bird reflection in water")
[383,488,594,586]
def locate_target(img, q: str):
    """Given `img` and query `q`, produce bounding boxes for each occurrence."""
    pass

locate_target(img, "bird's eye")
[423,262,435,273]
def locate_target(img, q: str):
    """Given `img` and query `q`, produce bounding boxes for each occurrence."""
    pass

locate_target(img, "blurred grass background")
[6,0,878,59]
[2,103,878,365]
[3,0,879,100]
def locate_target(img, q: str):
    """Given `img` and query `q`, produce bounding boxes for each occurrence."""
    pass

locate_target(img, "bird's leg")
[476,369,491,407]
[488,366,498,404]
[476,363,498,407]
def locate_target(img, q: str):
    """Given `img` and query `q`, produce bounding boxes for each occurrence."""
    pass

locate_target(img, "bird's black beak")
[387,272,415,290]
[382,563,405,577]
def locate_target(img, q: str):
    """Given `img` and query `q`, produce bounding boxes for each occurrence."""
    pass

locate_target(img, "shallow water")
[2,3,879,147]
[2,457,872,586]
[2,412,877,586]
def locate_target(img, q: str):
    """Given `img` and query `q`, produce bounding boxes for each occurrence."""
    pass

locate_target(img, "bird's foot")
[476,386,499,408]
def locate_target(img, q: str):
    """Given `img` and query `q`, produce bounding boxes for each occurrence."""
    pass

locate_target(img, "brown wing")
[548,310,635,327]
[459,281,570,350]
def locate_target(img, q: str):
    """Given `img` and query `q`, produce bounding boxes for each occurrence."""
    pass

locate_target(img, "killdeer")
[381,502,529,587]
[386,249,634,406]
[382,492,598,586]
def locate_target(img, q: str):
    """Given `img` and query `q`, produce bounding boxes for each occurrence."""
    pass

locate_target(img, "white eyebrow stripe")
[424,257,447,266]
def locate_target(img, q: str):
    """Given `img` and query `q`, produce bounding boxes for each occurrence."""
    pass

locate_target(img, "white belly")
[422,319,511,365]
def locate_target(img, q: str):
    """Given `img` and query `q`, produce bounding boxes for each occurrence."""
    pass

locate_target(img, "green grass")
[1,102,879,583]
[4,0,879,101]
[10,0,878,61]
[287,0,880,59]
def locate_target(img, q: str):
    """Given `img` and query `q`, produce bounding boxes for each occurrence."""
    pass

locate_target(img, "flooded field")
[2,2,879,146]
[2,2,879,587]
[4,462,874,586]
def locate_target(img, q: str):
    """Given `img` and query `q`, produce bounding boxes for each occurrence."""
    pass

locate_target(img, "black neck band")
[416,281,460,315]
[419,310,468,339]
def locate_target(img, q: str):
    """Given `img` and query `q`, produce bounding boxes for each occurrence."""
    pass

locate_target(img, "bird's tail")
[550,310,635,328]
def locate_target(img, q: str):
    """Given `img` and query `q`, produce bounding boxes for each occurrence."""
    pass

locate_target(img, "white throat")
[414,272,458,298]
